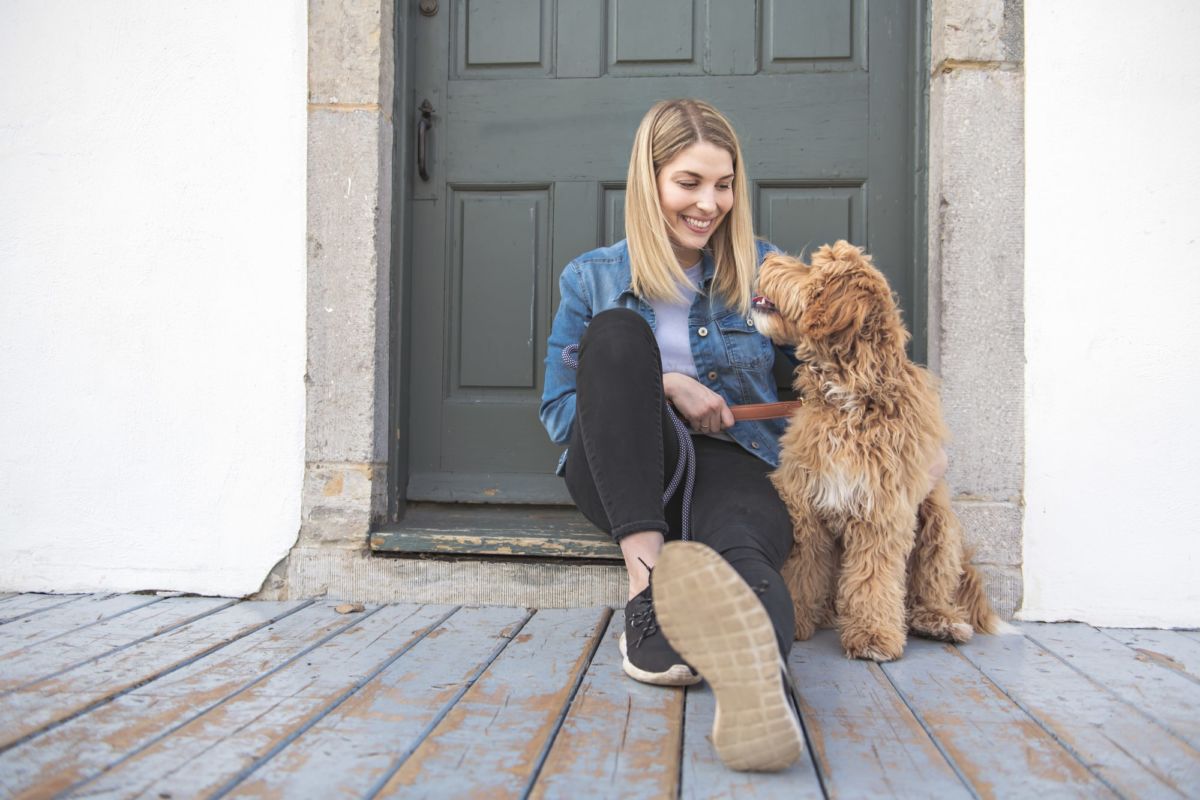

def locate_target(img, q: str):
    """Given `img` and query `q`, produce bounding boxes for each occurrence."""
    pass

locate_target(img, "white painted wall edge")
[1021,0,1200,628]
[0,2,308,597]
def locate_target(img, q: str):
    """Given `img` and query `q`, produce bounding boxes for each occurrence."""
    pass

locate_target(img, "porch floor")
[0,592,1197,798]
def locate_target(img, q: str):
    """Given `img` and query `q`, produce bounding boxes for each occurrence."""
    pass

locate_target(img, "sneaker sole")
[618,631,701,686]
[653,541,805,772]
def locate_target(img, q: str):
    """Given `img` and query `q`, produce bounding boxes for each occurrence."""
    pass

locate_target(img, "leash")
[561,344,802,541]
[729,400,805,421]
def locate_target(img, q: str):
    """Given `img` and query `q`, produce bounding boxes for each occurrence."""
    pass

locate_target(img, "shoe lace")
[628,557,661,649]
[627,593,660,649]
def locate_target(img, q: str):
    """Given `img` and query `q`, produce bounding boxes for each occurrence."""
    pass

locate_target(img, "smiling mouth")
[752,295,777,313]
[682,215,714,232]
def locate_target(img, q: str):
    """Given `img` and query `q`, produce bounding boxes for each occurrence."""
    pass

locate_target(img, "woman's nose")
[696,190,717,213]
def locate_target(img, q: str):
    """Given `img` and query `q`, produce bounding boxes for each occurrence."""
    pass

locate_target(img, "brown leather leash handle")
[729,400,805,421]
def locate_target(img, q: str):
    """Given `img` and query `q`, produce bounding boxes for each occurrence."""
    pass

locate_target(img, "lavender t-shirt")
[650,263,703,379]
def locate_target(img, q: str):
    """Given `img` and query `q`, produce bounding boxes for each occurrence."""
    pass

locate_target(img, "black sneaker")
[619,585,700,686]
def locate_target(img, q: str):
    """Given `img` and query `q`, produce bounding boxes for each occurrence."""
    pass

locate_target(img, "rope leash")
[561,344,803,540]
[562,344,696,540]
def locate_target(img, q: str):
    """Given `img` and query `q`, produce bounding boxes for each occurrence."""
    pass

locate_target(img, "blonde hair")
[625,99,757,314]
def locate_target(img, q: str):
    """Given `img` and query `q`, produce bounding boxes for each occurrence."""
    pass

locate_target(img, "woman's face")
[656,141,735,267]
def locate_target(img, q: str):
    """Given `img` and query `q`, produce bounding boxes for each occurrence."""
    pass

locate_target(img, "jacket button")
[751,442,760,449]
[747,317,755,327]
[707,371,718,380]
[698,326,709,337]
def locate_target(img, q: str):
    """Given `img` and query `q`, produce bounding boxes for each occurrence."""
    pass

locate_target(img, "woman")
[539,99,805,772]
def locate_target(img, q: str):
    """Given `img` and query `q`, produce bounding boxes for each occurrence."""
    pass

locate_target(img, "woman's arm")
[539,263,591,445]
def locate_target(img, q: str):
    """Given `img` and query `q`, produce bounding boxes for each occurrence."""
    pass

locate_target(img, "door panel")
[452,189,547,390]
[757,184,865,258]
[763,0,863,68]
[404,1,916,504]
[457,0,552,76]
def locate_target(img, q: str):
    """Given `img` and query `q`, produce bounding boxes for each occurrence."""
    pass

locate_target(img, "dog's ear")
[760,251,803,272]
[799,272,868,347]
[802,242,898,350]
[810,240,864,269]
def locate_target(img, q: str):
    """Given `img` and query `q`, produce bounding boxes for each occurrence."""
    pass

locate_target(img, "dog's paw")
[793,617,818,641]
[909,609,974,643]
[840,627,905,662]
[947,622,974,643]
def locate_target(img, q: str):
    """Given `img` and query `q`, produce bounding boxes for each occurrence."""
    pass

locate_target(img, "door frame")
[387,0,417,523]
[385,0,932,527]
[285,0,1023,618]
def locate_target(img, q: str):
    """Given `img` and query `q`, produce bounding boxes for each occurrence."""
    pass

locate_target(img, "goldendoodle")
[752,241,996,661]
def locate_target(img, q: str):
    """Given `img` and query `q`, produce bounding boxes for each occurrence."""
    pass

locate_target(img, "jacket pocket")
[714,311,773,369]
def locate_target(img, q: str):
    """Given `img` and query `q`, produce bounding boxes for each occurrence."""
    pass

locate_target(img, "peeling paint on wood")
[374,607,611,797]
[1025,623,1200,750]
[882,638,1118,798]
[0,593,159,657]
[0,598,260,751]
[225,606,531,799]
[786,630,965,798]
[532,612,683,800]
[62,603,451,799]
[959,627,1200,798]
[1102,627,1200,684]
[370,505,620,560]
[0,601,354,799]
[0,596,235,694]
[682,678,822,799]
[0,595,1197,798]
[0,593,86,624]
[371,530,621,559]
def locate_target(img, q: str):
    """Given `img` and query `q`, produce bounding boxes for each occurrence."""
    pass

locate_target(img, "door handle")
[417,99,434,181]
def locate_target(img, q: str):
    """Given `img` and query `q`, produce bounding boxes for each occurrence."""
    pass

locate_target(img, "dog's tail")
[956,558,999,634]
[917,484,1000,635]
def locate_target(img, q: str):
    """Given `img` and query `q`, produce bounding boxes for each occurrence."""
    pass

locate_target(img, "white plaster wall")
[0,2,307,596]
[1023,1,1200,626]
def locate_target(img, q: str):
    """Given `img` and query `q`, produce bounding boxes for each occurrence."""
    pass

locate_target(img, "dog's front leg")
[837,516,913,662]
[780,511,837,641]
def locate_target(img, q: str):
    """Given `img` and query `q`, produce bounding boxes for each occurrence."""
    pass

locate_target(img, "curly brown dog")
[751,241,996,661]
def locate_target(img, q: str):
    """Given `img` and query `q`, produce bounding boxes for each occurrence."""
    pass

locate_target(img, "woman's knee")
[579,309,658,373]
[588,307,650,335]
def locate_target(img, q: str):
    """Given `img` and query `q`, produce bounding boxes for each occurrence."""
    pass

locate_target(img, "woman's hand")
[663,372,735,433]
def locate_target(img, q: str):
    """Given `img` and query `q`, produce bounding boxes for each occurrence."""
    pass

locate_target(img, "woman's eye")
[678,182,697,189]
[717,183,732,191]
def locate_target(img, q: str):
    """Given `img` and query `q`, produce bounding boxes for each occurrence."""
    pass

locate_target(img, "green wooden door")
[405,0,919,505]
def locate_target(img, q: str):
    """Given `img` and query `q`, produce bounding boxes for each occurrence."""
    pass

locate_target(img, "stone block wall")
[928,0,1025,617]
[259,0,397,598]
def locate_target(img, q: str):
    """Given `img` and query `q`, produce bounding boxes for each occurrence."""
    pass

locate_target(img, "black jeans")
[563,308,796,656]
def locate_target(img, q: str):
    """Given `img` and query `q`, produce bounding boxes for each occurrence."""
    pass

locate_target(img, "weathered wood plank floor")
[0,593,1197,799]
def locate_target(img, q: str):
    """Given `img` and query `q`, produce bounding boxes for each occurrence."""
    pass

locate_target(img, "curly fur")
[753,241,997,661]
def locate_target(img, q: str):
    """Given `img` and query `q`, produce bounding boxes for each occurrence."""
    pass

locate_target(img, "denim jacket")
[539,238,792,470]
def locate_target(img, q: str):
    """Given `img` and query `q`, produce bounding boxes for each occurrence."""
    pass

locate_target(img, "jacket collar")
[612,247,716,305]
